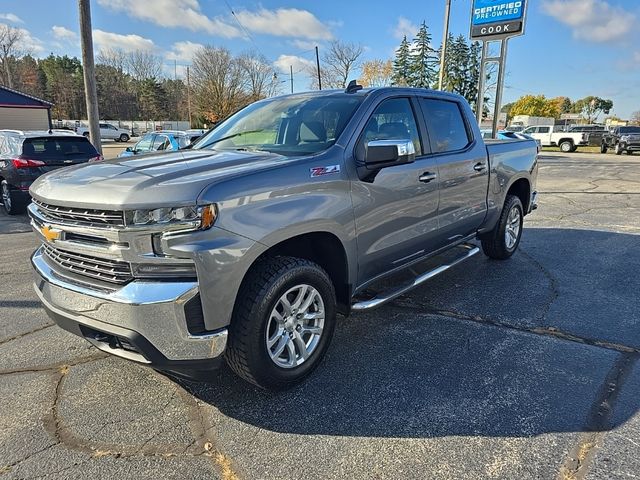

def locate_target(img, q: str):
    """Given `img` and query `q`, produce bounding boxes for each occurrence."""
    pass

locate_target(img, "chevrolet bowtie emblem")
[41,225,62,243]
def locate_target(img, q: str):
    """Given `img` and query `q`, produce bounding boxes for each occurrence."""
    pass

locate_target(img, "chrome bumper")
[32,247,227,364]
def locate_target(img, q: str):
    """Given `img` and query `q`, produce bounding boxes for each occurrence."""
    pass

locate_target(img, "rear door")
[418,97,488,244]
[351,96,441,283]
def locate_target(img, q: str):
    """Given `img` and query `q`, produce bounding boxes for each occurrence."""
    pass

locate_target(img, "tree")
[572,96,613,123]
[317,40,364,89]
[392,36,411,86]
[630,111,640,126]
[191,45,249,124]
[237,52,278,101]
[0,24,24,88]
[510,95,560,118]
[125,50,162,82]
[408,21,437,88]
[360,59,393,87]
[40,55,86,119]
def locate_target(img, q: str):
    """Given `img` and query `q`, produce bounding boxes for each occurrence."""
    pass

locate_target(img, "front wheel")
[480,195,524,260]
[225,256,337,390]
[615,143,624,155]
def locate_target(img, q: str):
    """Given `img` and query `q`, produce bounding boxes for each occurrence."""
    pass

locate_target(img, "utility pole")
[315,46,322,90]
[438,0,452,91]
[78,0,101,153]
[290,65,294,94]
[186,66,192,128]
[174,59,177,81]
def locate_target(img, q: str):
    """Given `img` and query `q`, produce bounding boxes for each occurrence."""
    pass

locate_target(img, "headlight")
[124,204,217,230]
[620,136,630,142]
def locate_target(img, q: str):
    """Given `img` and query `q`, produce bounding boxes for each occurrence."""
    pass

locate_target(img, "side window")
[0,136,6,156]
[357,97,421,157]
[420,98,471,153]
[153,135,169,151]
[538,126,551,133]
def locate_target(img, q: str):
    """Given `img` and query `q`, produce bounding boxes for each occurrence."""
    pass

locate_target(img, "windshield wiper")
[201,130,265,148]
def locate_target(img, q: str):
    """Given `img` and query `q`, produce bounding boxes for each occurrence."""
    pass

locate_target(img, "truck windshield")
[620,127,640,134]
[192,94,364,156]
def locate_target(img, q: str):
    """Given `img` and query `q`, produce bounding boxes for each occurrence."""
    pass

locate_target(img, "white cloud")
[541,0,635,43]
[289,39,320,51]
[273,54,314,75]
[0,23,44,54]
[51,26,77,42]
[235,8,333,40]
[393,16,418,40]
[96,0,241,38]
[0,13,22,23]
[165,41,203,61]
[92,29,156,53]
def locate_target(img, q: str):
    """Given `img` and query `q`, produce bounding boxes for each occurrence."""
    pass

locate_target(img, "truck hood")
[30,149,293,210]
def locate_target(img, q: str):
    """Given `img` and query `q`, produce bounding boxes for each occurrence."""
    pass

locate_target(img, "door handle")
[473,162,487,172]
[419,172,437,183]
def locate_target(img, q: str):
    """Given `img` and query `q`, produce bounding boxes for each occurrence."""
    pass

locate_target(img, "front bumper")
[32,247,227,374]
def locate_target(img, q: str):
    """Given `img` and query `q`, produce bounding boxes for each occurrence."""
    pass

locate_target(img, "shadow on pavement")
[182,228,640,439]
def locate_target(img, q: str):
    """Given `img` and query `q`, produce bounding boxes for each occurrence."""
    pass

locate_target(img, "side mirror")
[125,147,132,152]
[364,139,416,169]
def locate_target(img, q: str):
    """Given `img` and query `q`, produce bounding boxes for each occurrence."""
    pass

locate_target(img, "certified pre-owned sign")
[470,0,527,40]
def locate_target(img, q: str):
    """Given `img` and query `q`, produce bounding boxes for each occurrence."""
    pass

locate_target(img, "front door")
[351,96,440,285]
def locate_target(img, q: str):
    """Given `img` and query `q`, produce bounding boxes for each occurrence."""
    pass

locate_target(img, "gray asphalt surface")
[1,151,639,479]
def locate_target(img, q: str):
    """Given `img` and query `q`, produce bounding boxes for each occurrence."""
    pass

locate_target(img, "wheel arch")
[506,177,531,214]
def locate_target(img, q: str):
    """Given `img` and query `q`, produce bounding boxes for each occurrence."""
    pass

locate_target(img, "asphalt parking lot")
[1,151,639,479]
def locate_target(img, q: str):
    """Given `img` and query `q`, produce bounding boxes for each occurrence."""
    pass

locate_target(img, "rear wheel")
[1,180,26,215]
[480,195,524,260]
[627,150,634,156]
[82,132,90,138]
[559,140,573,153]
[119,133,130,142]
[600,143,608,154]
[225,256,337,390]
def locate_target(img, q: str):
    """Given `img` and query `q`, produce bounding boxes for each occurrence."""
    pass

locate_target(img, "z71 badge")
[310,165,340,178]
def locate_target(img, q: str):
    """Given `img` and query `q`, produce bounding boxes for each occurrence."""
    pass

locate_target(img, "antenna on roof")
[345,80,363,94]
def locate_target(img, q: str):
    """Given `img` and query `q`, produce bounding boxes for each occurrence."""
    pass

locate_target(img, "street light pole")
[438,0,452,91]
[78,0,101,153]
[290,65,294,94]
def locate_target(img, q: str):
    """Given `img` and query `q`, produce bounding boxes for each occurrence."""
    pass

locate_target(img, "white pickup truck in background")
[76,123,131,142]
[521,125,588,152]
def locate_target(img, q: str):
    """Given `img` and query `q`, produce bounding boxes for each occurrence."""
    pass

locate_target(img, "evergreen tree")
[408,21,437,88]
[392,36,411,86]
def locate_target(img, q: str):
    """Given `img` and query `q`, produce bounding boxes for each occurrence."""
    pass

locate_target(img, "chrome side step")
[351,243,480,312]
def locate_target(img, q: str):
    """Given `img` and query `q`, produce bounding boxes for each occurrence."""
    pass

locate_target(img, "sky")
[2,0,640,119]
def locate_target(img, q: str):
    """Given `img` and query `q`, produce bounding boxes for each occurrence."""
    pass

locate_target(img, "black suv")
[0,130,101,214]
[601,126,640,155]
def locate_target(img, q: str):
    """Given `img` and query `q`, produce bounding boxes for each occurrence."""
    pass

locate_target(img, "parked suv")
[0,130,101,214]
[601,126,640,155]
[77,123,131,142]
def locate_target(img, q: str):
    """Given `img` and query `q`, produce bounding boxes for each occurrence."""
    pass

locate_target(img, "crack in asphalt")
[0,323,55,347]
[558,353,640,480]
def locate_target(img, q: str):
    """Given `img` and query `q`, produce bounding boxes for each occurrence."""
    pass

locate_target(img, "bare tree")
[237,51,278,101]
[314,40,364,89]
[191,45,249,123]
[125,50,162,81]
[0,24,25,88]
[97,48,127,73]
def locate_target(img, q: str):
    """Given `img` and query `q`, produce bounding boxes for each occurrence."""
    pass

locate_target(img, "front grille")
[33,199,124,228]
[42,243,133,284]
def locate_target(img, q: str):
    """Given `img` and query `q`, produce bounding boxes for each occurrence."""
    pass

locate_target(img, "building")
[0,85,52,130]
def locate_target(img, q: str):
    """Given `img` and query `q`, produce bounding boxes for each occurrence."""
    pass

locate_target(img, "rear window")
[22,136,98,159]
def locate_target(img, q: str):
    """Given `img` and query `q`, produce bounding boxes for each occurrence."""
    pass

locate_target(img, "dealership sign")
[470,0,527,40]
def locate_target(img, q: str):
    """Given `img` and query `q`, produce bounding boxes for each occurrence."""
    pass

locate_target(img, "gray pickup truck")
[29,86,538,389]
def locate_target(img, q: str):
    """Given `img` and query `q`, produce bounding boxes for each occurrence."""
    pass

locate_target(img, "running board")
[351,244,480,312]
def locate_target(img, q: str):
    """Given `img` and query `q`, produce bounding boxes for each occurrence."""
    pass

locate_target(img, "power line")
[222,0,271,63]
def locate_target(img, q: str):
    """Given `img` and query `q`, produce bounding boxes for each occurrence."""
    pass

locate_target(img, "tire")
[480,195,524,260]
[119,134,130,142]
[615,143,623,155]
[570,146,578,153]
[82,132,90,138]
[559,140,573,153]
[225,256,337,390]
[1,180,26,215]
[627,150,634,156]
[600,144,608,154]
